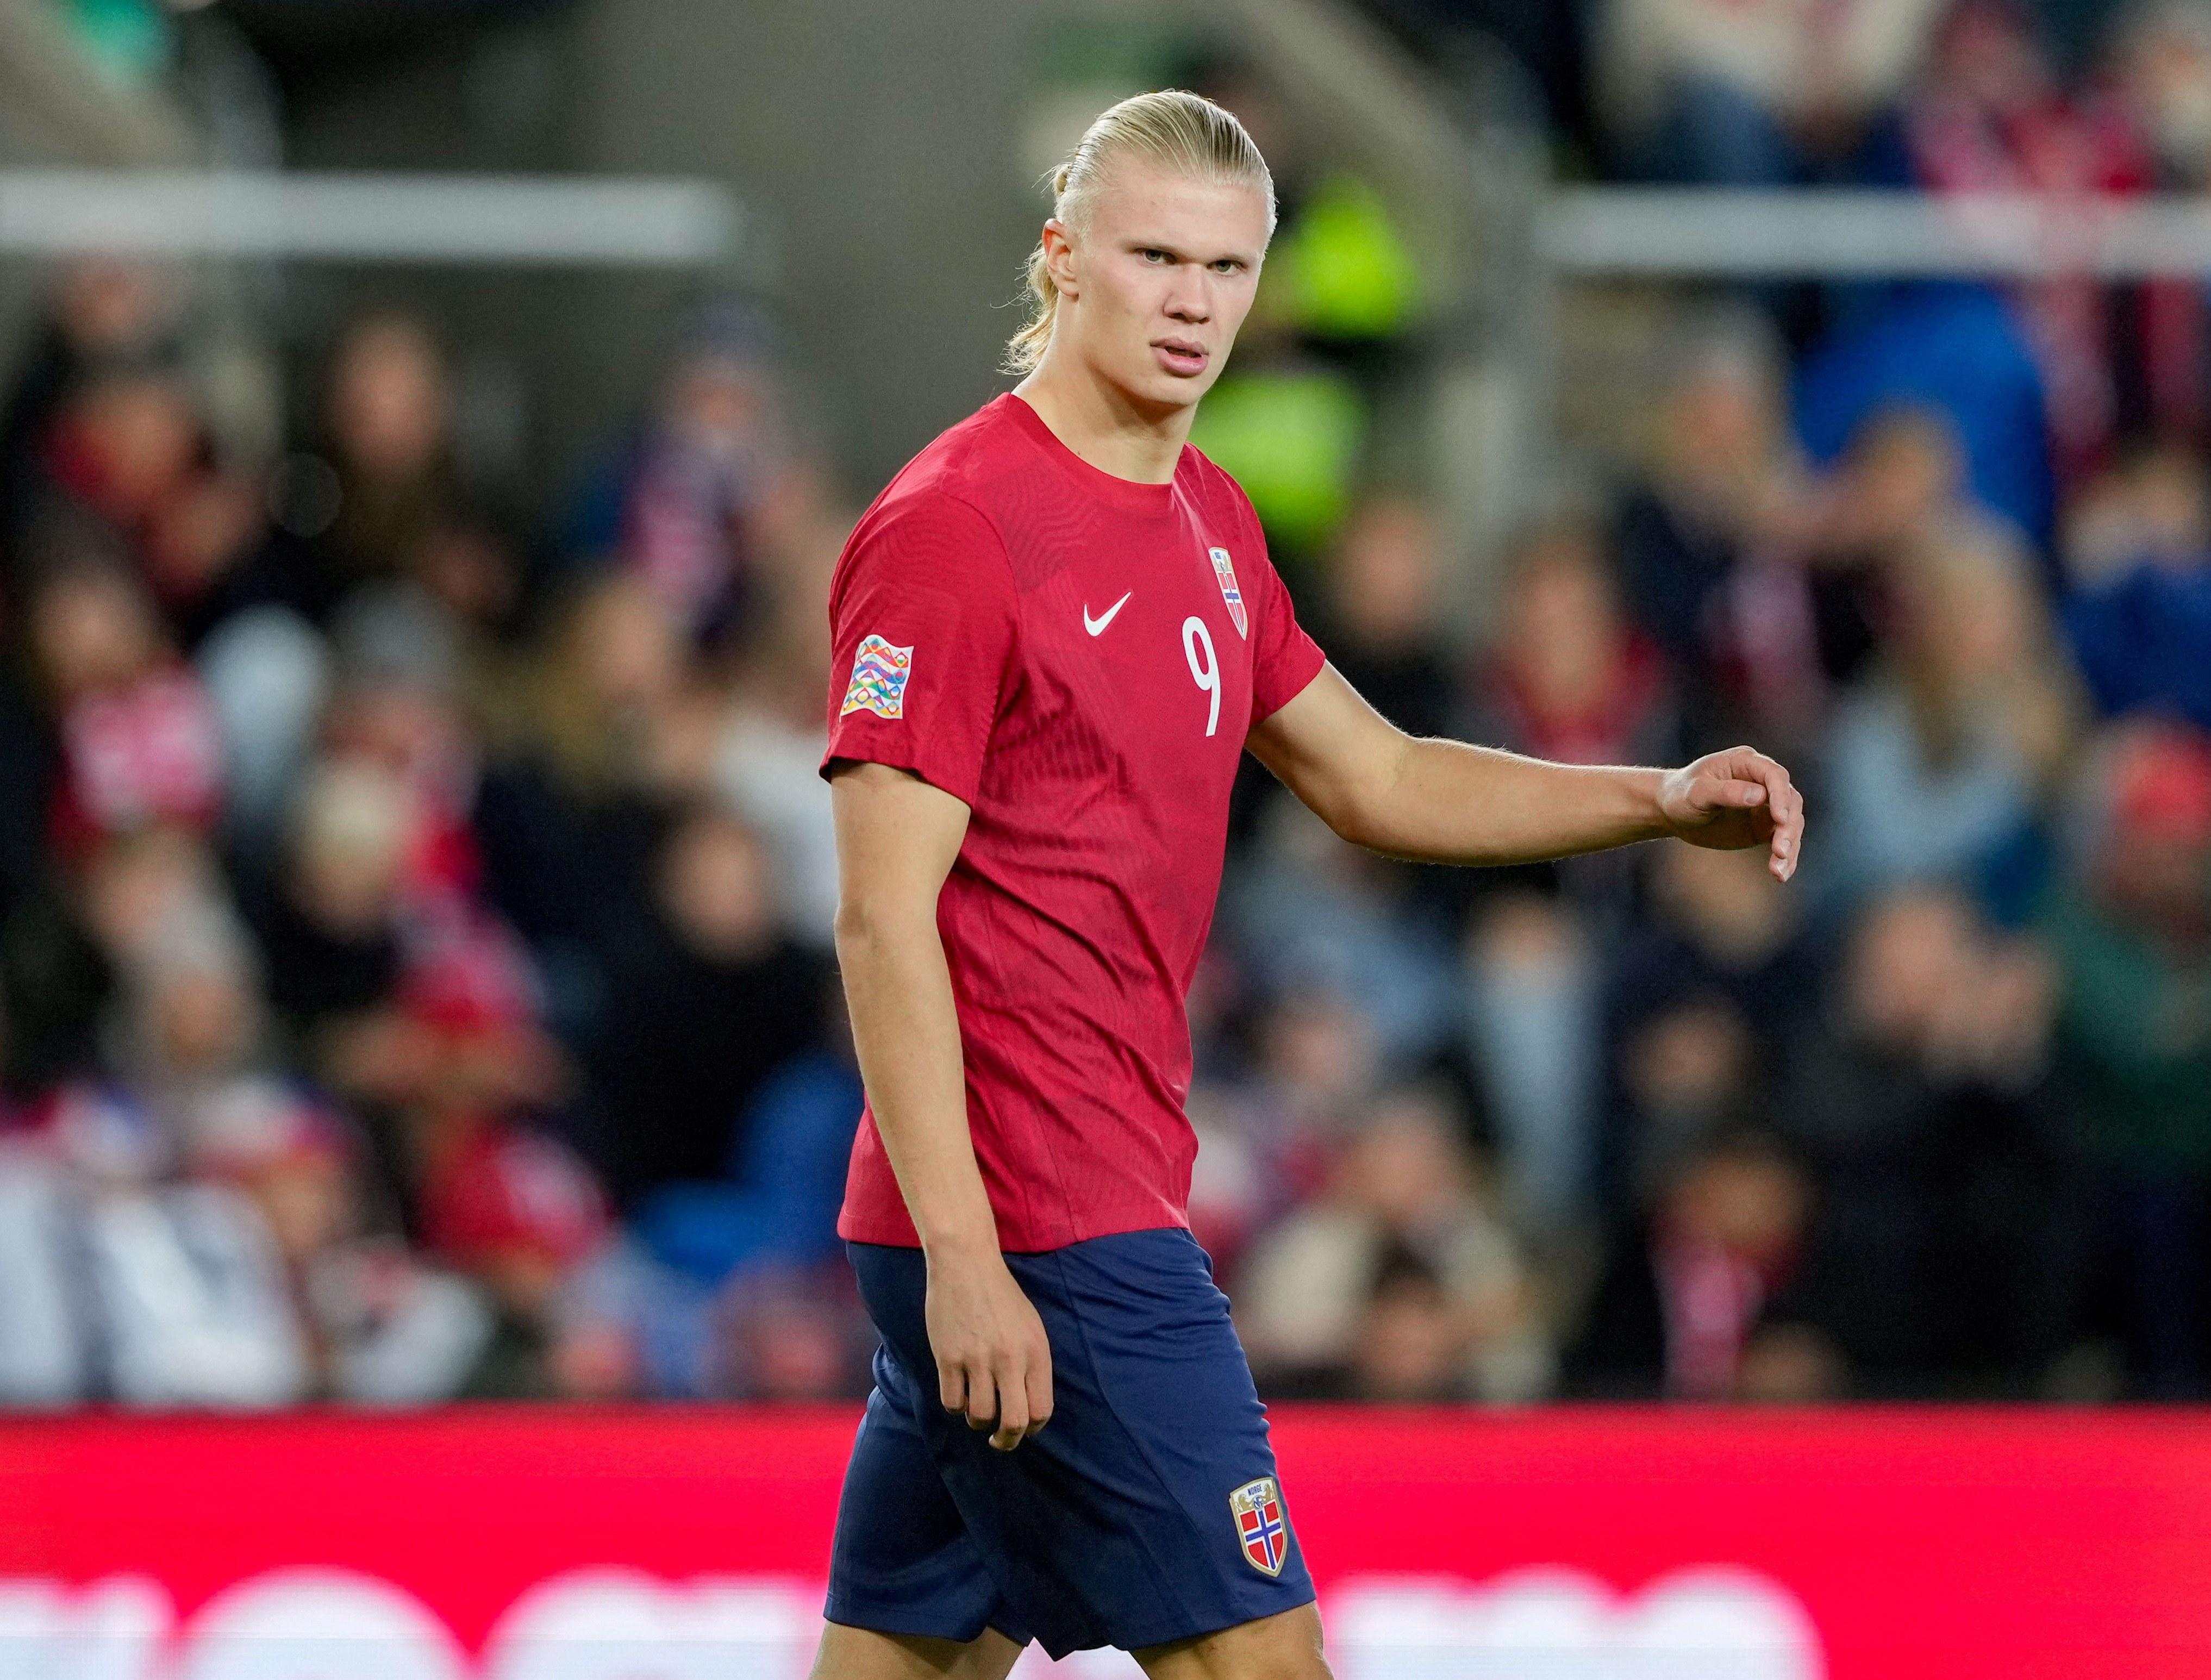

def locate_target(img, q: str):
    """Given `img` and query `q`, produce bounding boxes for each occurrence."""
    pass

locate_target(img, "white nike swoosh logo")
[1083,591,1133,636]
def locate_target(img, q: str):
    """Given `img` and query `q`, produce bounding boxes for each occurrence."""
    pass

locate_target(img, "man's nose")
[1164,270,1211,323]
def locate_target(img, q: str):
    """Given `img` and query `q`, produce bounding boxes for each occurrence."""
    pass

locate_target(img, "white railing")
[1540,187,2211,278]
[0,170,741,267]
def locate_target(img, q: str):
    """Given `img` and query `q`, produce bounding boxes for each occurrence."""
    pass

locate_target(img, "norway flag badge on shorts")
[841,635,914,719]
[1229,1477,1290,1577]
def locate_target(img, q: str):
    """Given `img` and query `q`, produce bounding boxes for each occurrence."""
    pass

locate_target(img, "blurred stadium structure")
[5,0,2211,1672]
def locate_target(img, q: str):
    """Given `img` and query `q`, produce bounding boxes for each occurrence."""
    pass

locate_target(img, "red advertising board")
[2,1407,2208,1677]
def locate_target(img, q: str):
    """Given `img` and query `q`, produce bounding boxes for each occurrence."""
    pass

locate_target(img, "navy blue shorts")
[825,1227,1315,1659]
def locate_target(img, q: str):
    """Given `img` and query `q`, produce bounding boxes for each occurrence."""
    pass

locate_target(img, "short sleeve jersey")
[822,394,1325,1251]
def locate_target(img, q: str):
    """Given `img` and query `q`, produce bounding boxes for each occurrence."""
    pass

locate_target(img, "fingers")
[960,1365,998,1435]
[945,1356,1046,1450]
[992,1331,1061,1449]
[1685,773,1764,816]
[1677,748,1806,882]
[926,1269,1054,1452]
[947,1350,1052,1451]
[1024,1357,1054,1441]
[988,1353,1029,1451]
[1741,751,1804,882]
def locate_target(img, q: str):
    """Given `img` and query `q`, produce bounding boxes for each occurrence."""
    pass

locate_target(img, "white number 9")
[1182,615,1220,738]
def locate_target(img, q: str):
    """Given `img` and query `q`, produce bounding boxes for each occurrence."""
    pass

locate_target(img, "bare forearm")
[1250,668,1803,880]
[1250,666,1673,868]
[1342,737,1669,866]
[834,908,997,1257]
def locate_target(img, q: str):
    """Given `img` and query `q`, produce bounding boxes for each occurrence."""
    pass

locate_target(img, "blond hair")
[1004,90,1275,376]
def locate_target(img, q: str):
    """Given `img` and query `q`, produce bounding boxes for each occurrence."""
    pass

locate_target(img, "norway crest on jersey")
[1228,1476,1290,1577]
[1208,546,1248,639]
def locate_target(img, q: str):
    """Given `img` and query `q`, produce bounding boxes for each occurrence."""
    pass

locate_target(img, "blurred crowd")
[0,264,864,1405]
[1235,0,2211,1406]
[2,0,2211,1412]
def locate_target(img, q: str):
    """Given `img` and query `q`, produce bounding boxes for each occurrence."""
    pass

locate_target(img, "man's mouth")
[1153,338,1209,376]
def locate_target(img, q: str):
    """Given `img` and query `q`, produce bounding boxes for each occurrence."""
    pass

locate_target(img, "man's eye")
[1141,249,1170,263]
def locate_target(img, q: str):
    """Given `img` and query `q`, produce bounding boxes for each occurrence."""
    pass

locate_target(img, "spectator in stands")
[96,900,502,1403]
[1612,309,1813,750]
[2060,441,2211,733]
[184,1081,492,1404]
[1594,0,1945,184]
[2097,3,2211,447]
[26,557,226,862]
[2041,722,2211,1395]
[1235,989,1386,1220]
[142,461,285,652]
[393,514,527,731]
[714,1268,874,1401]
[713,513,845,947]
[473,573,721,1033]
[622,978,860,1289]
[18,359,202,585]
[1613,994,1767,1212]
[248,760,411,1077]
[1462,890,1603,1235]
[2116,1,2211,188]
[77,822,226,982]
[546,981,862,1403]
[99,902,267,1140]
[1794,292,2056,548]
[1884,0,2153,485]
[1606,843,1819,1169]
[1237,1085,1550,1402]
[9,1048,309,1409]
[0,260,177,563]
[1185,351,1368,566]
[1184,1081,1274,1284]
[1316,495,1458,740]
[2,824,223,1103]
[392,931,604,1397]
[310,314,456,617]
[0,1130,86,1406]
[1818,516,2078,914]
[588,804,826,1206]
[315,590,489,924]
[1473,520,1677,773]
[1780,884,2077,1392]
[1567,1128,1817,1399]
[1343,1247,1469,1403]
[568,320,798,645]
[81,1149,310,1408]
[1232,794,1460,1070]
[1796,405,1977,691]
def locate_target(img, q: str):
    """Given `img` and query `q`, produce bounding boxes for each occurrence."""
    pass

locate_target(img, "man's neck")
[1014,353,1191,485]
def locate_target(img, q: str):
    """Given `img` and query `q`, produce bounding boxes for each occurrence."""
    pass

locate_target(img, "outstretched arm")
[829,759,1052,1450]
[1246,663,1804,880]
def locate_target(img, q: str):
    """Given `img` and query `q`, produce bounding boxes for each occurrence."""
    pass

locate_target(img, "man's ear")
[1041,218,1080,301]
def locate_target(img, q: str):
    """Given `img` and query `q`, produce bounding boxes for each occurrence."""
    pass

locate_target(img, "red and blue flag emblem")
[1208,546,1248,639]
[840,634,914,719]
[1228,1476,1289,1577]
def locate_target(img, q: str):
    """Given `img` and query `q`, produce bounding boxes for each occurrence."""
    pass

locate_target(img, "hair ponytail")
[1003,92,1273,376]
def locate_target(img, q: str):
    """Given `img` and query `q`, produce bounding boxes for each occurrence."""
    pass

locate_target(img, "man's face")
[1044,163,1269,413]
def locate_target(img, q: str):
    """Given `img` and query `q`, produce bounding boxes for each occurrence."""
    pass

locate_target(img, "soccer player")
[811,91,1803,1679]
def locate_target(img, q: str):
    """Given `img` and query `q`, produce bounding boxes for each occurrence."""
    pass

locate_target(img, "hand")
[924,1244,1054,1451]
[1658,745,1805,882]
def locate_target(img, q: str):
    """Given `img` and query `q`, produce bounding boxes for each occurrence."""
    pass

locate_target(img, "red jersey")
[822,395,1325,1251]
